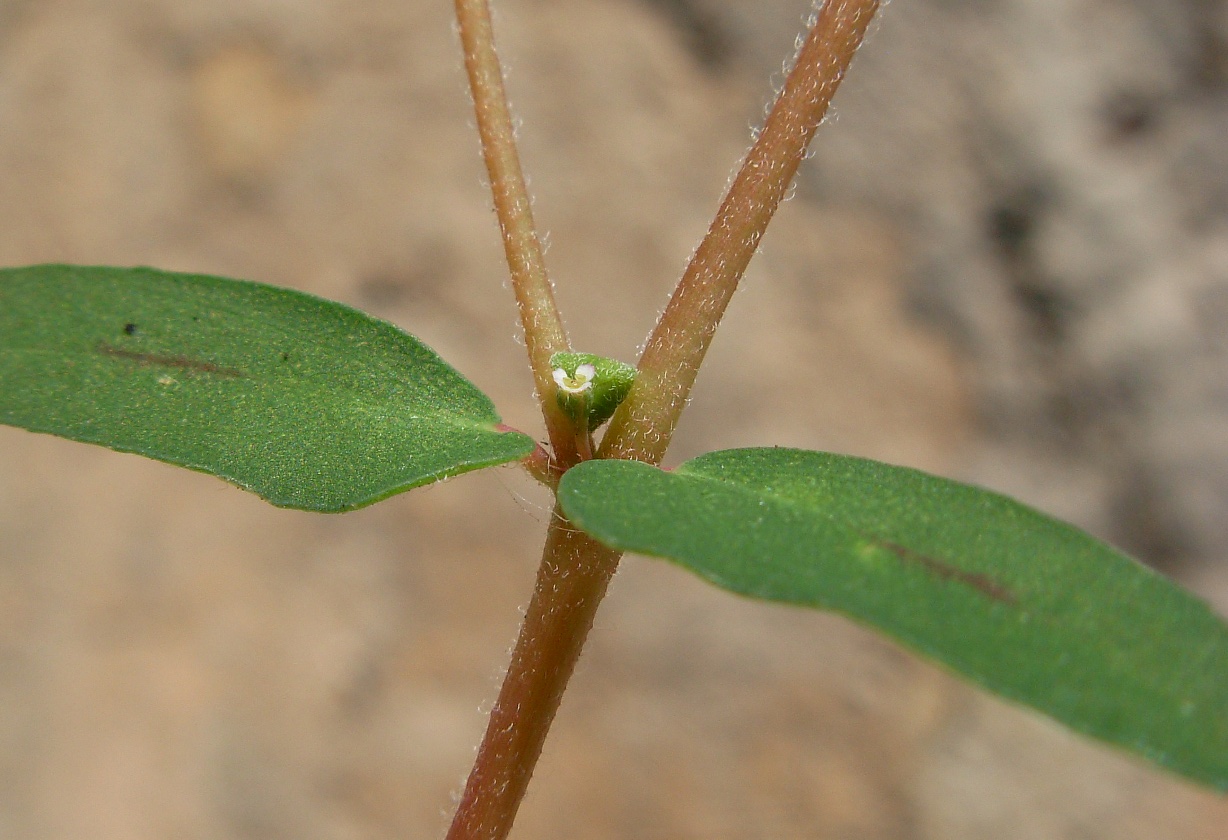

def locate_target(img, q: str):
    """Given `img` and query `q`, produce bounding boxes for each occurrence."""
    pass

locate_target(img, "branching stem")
[600,0,881,464]
[448,2,880,838]
[454,0,580,467]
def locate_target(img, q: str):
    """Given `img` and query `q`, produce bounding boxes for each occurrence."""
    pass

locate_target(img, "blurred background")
[1,0,1227,836]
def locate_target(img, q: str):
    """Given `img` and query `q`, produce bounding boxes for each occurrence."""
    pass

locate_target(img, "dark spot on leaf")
[123,322,137,335]
[96,342,245,378]
[281,352,290,362]
[867,533,1017,605]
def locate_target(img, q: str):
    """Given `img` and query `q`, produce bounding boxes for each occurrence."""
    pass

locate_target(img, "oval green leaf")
[0,264,534,511]
[558,448,1228,790]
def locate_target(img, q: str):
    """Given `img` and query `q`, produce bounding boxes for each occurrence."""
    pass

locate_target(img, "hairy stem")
[519,442,560,490]
[600,0,881,464]
[454,0,579,466]
[449,1,881,837]
[446,515,622,840]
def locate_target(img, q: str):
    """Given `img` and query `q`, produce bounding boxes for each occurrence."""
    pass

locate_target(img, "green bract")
[0,264,534,511]
[558,448,1228,791]
[549,351,636,429]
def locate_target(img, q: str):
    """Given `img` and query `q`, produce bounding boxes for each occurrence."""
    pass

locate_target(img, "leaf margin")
[0,263,536,512]
[557,447,1228,791]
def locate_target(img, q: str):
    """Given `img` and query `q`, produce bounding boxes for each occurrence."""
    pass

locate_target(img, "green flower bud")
[550,352,637,429]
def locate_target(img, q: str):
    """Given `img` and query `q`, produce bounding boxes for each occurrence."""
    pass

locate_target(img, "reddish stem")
[447,2,882,839]
[454,0,580,467]
[519,442,560,490]
[600,0,881,465]
[445,515,621,840]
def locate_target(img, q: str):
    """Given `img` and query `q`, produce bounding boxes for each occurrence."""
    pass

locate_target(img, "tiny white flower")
[553,363,596,395]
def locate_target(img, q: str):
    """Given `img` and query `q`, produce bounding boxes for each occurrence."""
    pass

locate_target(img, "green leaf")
[558,448,1228,790]
[0,264,534,511]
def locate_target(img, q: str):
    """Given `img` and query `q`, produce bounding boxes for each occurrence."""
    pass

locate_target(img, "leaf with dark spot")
[0,264,533,510]
[558,448,1228,791]
[864,533,1016,604]
[97,342,246,378]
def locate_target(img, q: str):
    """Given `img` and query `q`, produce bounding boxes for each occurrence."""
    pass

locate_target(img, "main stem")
[446,516,621,840]
[450,2,620,837]
[448,1,880,839]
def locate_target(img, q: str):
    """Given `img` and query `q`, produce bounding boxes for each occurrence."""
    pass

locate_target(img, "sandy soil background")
[1,0,1227,837]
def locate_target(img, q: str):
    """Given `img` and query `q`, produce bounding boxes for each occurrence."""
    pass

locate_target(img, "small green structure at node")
[550,352,636,429]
